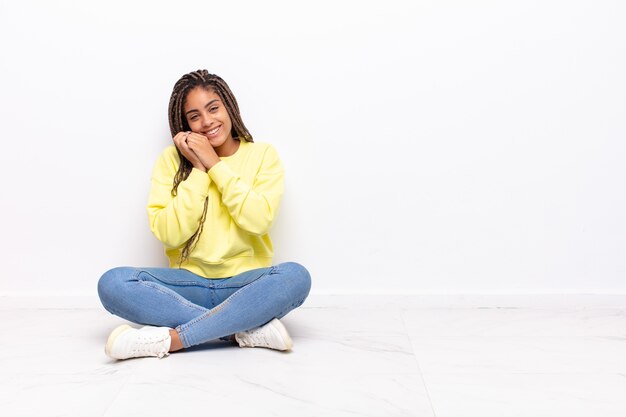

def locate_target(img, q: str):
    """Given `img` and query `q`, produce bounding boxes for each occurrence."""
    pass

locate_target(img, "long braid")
[167,70,253,265]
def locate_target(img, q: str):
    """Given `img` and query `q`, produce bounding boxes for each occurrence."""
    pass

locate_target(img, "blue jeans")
[97,262,311,348]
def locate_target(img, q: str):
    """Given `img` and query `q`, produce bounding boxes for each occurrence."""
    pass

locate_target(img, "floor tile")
[422,372,626,417]
[407,335,626,374]
[102,371,433,417]
[401,308,626,337]
[2,299,626,417]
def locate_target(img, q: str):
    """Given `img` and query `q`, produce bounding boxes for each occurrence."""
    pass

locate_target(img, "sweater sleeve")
[208,144,284,236]
[147,149,210,249]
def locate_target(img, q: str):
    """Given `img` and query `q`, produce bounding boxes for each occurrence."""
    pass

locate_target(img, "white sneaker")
[235,318,293,351]
[105,324,172,360]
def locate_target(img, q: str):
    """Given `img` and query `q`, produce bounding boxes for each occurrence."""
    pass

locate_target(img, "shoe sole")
[105,324,132,358]
[270,318,293,351]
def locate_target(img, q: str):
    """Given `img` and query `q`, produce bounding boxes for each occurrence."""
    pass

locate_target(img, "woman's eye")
[189,115,199,121]
[210,106,219,112]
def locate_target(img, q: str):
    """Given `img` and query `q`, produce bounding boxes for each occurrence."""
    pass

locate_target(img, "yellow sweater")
[147,140,284,278]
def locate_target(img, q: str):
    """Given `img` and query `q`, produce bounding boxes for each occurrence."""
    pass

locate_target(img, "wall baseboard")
[2,291,626,309]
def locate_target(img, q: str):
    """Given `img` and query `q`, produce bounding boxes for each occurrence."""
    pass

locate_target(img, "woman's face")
[183,87,234,151]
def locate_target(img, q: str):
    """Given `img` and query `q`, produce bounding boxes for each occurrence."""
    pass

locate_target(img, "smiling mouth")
[205,126,220,137]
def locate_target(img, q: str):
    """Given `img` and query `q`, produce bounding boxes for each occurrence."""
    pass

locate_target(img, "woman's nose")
[201,116,213,127]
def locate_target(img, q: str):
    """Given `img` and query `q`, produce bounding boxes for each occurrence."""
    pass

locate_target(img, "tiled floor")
[1,295,625,416]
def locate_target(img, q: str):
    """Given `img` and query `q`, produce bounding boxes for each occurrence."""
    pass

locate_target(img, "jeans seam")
[132,268,210,312]
[177,272,272,346]
[175,263,309,348]
[178,295,230,336]
[213,267,273,290]
[137,269,214,288]
[136,280,207,314]
[178,299,229,347]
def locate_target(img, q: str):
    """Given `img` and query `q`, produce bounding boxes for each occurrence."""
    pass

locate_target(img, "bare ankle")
[169,329,184,352]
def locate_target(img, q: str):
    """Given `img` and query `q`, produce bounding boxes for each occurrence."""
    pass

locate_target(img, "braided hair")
[167,70,253,264]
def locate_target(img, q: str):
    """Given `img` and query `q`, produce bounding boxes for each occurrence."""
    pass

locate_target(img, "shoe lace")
[131,334,170,358]
[239,327,273,347]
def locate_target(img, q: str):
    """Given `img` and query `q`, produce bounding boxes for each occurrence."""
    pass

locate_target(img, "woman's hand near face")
[173,132,206,172]
[186,132,221,170]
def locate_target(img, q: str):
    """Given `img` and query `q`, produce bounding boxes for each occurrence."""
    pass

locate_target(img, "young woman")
[97,70,311,360]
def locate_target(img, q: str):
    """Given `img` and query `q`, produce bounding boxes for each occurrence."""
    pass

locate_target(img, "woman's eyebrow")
[185,99,219,116]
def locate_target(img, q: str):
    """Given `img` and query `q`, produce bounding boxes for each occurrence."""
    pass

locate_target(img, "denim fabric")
[97,262,311,348]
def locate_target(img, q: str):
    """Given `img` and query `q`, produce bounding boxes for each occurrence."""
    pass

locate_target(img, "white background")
[0,0,624,295]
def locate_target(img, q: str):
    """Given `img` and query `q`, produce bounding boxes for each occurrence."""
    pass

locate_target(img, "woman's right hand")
[173,131,207,172]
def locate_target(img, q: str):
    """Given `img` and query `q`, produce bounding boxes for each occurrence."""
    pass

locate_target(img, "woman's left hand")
[186,132,221,170]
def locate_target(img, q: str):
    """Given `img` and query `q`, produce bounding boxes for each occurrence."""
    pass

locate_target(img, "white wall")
[0,0,624,295]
